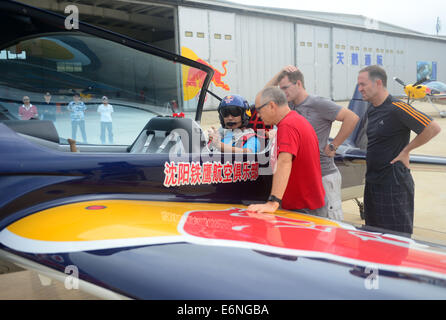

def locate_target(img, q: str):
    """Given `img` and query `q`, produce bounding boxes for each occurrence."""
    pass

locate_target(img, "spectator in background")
[40,92,56,122]
[18,96,38,120]
[97,96,114,144]
[67,93,87,143]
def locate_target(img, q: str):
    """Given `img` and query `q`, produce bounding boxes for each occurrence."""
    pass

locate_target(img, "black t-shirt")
[40,102,56,121]
[366,95,432,184]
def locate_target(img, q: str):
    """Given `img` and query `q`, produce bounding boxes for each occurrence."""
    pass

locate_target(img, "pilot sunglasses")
[220,106,243,118]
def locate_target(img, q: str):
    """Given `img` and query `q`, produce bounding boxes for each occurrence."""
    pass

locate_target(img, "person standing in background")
[97,96,114,144]
[18,96,38,120]
[40,92,56,122]
[67,93,87,143]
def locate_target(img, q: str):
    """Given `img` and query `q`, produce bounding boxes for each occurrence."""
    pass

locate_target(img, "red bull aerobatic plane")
[394,76,446,117]
[1,0,446,301]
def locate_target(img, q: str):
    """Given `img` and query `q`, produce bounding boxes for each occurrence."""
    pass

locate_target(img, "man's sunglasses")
[256,101,271,112]
[220,106,243,118]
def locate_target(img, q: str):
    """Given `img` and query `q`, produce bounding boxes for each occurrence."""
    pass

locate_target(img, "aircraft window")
[0,32,207,147]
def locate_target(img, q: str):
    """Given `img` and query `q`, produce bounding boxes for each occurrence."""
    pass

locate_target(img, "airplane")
[394,77,446,118]
[1,0,446,300]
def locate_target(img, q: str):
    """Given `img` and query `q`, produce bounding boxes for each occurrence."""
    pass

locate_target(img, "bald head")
[255,87,291,126]
[257,86,288,107]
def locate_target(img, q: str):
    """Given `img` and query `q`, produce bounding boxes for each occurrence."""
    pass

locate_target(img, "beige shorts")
[304,169,343,220]
[322,169,343,220]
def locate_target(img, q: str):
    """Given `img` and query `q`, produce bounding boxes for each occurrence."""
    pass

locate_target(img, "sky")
[230,0,446,35]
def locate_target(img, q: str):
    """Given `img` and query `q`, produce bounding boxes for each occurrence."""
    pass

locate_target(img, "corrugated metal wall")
[178,5,446,105]
[235,15,294,105]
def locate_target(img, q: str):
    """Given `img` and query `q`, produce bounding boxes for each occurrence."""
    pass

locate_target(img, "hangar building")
[17,0,446,108]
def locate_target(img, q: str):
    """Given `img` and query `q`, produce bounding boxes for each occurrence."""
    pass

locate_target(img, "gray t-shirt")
[290,95,341,176]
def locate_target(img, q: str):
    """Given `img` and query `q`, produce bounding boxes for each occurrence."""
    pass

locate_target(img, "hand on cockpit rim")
[247,201,280,214]
[245,209,278,223]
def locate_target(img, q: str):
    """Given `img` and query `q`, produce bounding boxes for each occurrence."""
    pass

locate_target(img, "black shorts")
[364,163,414,235]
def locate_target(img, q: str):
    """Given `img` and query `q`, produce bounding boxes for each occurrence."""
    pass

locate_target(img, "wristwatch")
[268,195,282,206]
[328,143,338,152]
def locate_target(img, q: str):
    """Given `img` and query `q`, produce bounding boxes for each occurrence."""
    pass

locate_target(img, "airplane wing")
[425,95,446,118]
[2,200,446,299]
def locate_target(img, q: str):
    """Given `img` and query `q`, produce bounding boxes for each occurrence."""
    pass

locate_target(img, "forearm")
[332,111,359,147]
[402,121,441,154]
[270,154,292,198]
[246,153,292,214]
[264,70,283,88]
[218,142,250,153]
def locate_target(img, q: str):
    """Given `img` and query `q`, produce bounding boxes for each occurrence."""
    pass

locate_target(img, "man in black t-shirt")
[40,92,56,122]
[357,65,441,235]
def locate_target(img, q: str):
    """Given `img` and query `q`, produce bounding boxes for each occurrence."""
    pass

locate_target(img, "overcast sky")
[230,0,445,35]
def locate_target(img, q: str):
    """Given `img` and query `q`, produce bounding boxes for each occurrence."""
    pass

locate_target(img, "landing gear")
[354,198,364,220]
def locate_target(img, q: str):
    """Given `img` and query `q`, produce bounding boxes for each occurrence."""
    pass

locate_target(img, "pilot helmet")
[218,94,251,128]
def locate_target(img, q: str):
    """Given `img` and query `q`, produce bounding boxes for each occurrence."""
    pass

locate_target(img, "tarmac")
[201,99,446,246]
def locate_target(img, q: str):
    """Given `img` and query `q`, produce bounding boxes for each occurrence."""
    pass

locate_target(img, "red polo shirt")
[276,110,325,210]
[19,104,38,120]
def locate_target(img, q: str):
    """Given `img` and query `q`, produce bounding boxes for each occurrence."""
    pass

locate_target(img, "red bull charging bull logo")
[181,47,230,101]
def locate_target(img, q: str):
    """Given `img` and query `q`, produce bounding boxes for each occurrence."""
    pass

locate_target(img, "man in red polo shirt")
[248,87,325,214]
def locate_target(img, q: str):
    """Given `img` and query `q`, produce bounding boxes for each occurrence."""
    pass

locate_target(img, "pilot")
[208,95,260,153]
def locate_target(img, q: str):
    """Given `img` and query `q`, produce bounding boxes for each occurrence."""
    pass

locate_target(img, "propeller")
[393,77,406,87]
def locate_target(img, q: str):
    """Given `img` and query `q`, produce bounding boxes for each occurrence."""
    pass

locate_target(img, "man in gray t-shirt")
[290,95,341,177]
[266,66,359,220]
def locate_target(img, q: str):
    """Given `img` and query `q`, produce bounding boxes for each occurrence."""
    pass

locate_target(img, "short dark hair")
[277,69,306,89]
[360,65,387,87]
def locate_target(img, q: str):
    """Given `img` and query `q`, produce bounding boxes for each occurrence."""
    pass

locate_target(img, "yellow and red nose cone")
[405,84,427,99]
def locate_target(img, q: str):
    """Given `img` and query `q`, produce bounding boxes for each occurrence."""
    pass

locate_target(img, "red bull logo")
[178,208,446,278]
[196,58,230,91]
[223,95,234,104]
[181,47,230,101]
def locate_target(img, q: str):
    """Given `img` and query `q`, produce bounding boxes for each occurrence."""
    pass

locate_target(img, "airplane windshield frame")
[0,31,211,146]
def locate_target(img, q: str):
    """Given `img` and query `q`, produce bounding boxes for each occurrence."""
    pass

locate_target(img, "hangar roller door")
[178,7,237,109]
[235,15,294,103]
[296,24,331,99]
